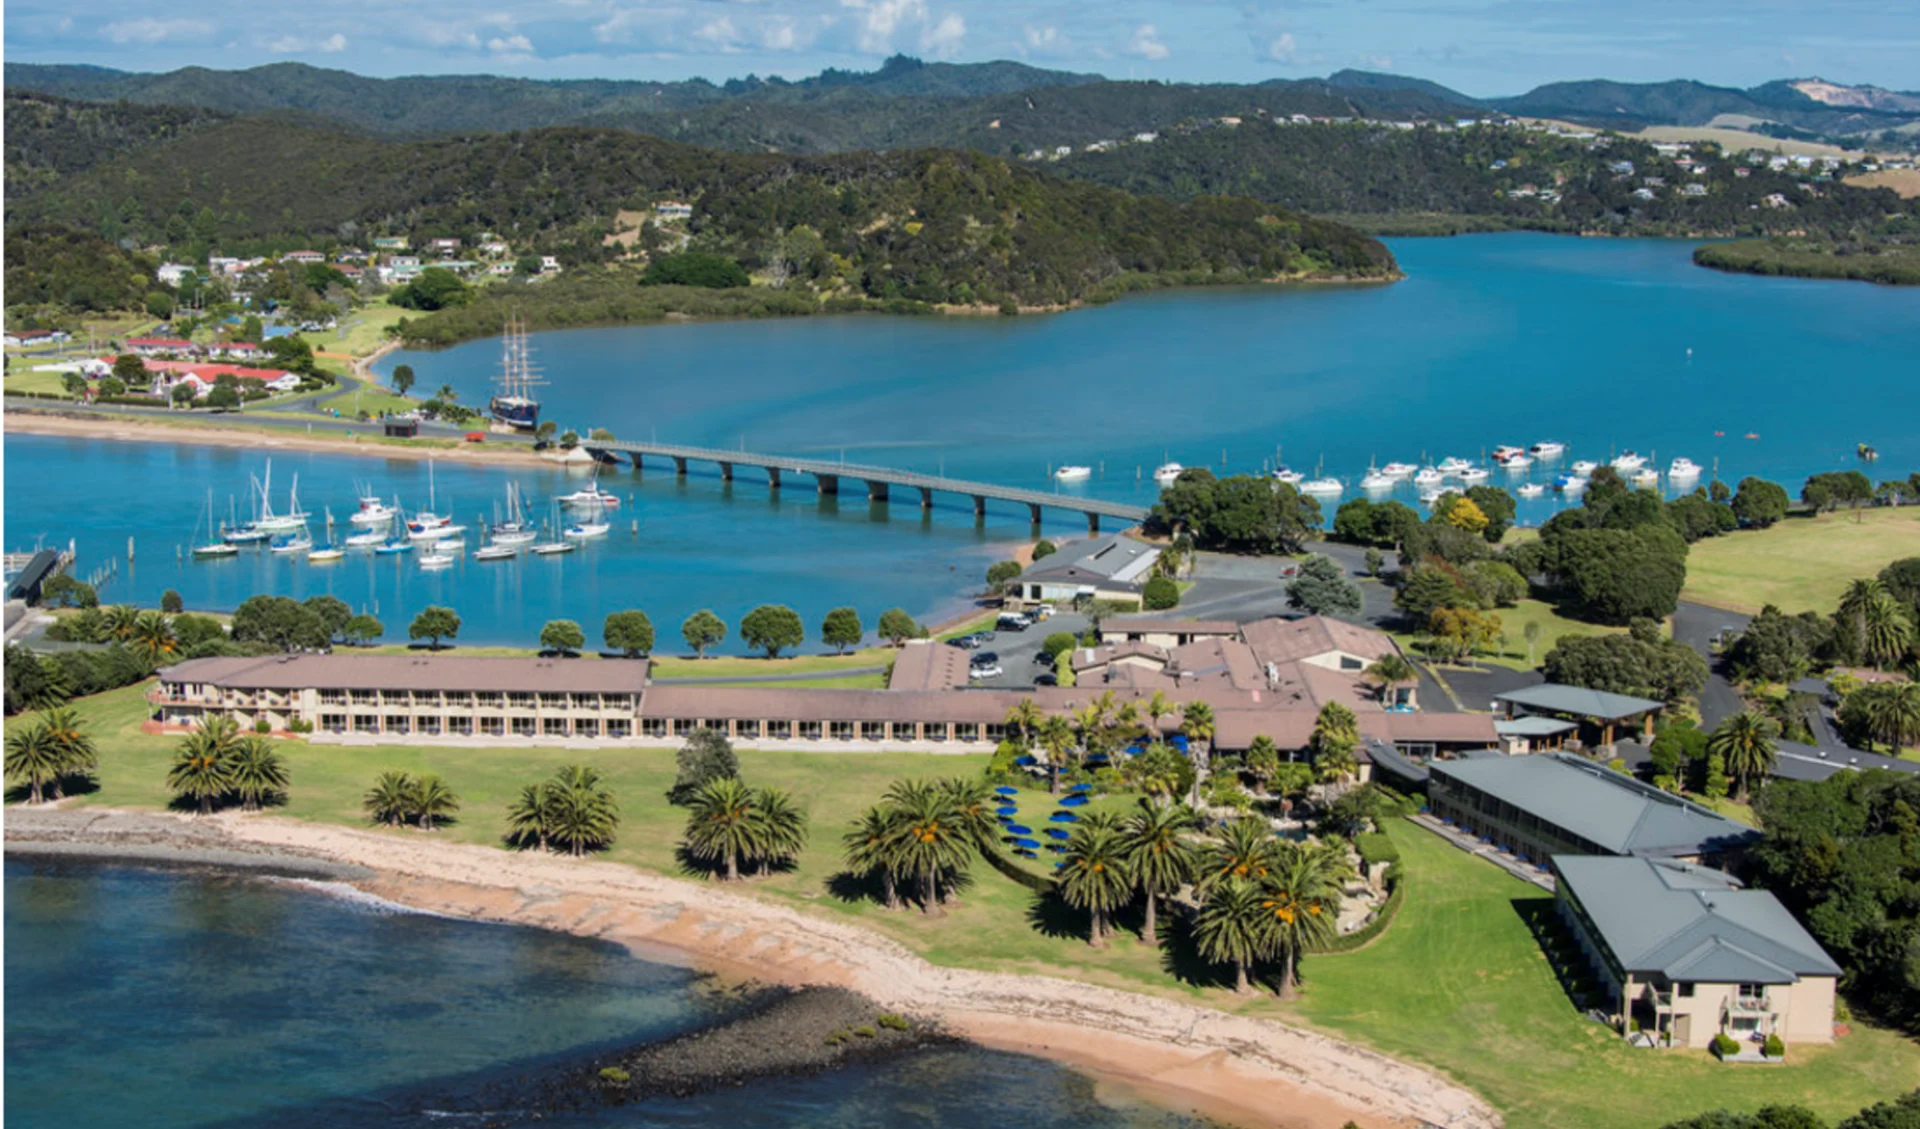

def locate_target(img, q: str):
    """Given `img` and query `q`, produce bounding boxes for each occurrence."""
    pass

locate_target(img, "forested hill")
[4,114,1396,317]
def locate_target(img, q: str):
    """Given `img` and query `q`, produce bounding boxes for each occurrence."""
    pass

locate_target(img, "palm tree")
[939,776,999,854]
[228,737,289,811]
[1196,816,1280,896]
[545,765,620,857]
[1362,653,1417,707]
[169,721,239,815]
[6,722,64,804]
[1244,735,1281,792]
[102,604,140,642]
[1179,700,1216,803]
[436,383,458,403]
[1862,682,1920,753]
[1836,578,1886,661]
[750,786,808,876]
[843,805,905,910]
[1144,690,1174,740]
[1057,822,1134,946]
[884,779,969,913]
[131,610,179,664]
[1193,878,1274,995]
[1860,593,1915,670]
[1073,702,1108,771]
[1038,715,1076,795]
[1311,702,1361,791]
[1121,800,1196,946]
[1128,742,1185,807]
[410,774,459,831]
[1708,711,1779,802]
[684,775,759,880]
[1261,843,1345,996]
[363,770,417,828]
[1004,698,1042,750]
[506,781,555,851]
[38,706,97,799]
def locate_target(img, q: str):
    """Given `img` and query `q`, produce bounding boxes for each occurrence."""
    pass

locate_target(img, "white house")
[654,201,693,220]
[264,374,305,393]
[156,262,195,287]
[539,255,561,273]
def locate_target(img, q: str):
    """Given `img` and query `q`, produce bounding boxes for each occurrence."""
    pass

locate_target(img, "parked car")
[970,651,1000,667]
[996,612,1032,632]
[1033,671,1058,687]
[1031,604,1056,620]
[969,660,1004,679]
[947,634,983,650]
[1032,651,1058,666]
[976,629,997,642]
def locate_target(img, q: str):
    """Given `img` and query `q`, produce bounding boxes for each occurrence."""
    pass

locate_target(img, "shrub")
[1354,832,1400,867]
[1031,539,1057,560]
[1041,631,1078,659]
[1711,1032,1740,1059]
[1142,575,1180,610]
[877,1013,910,1031]
[852,1025,876,1038]
[1763,1033,1785,1058]
[597,1066,631,1085]
[254,718,273,734]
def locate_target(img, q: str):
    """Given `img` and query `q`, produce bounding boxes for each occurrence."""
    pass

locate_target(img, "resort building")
[1079,615,1415,708]
[1427,752,1759,865]
[1494,684,1664,748]
[1004,535,1160,609]
[1553,855,1839,1048]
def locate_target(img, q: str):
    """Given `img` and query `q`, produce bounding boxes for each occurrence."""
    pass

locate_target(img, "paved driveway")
[969,611,1088,690]
[1673,601,1752,731]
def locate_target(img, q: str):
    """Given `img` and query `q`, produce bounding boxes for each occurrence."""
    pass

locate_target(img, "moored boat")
[1529,441,1566,459]
[474,544,518,561]
[374,540,414,555]
[344,529,387,548]
[308,545,344,563]
[564,521,611,539]
[1610,451,1646,471]
[1359,469,1396,491]
[1299,477,1343,497]
[1053,465,1092,482]
[531,541,576,556]
[1571,460,1598,475]
[1438,456,1472,475]
[1412,467,1445,487]
[1630,468,1661,489]
[1380,462,1417,478]
[1457,466,1490,484]
[419,552,454,569]
[1152,462,1184,485]
[1668,457,1702,478]
[1270,467,1303,485]
[1517,483,1546,498]
[1554,474,1589,493]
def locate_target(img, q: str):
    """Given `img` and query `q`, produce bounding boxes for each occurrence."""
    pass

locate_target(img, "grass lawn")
[4,369,79,397]
[1392,598,1622,672]
[304,303,408,359]
[1683,509,1920,614]
[1289,824,1920,1129]
[649,650,893,679]
[315,372,417,418]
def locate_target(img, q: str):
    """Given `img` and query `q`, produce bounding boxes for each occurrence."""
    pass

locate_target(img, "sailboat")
[558,473,620,509]
[192,489,239,558]
[530,500,576,554]
[489,315,545,432]
[405,460,453,536]
[308,508,344,562]
[254,463,311,532]
[489,482,539,545]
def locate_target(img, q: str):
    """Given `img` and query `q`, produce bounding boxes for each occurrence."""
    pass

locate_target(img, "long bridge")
[582,439,1150,533]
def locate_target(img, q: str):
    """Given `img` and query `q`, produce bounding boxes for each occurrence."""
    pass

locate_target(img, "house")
[1681,183,1710,197]
[1608,160,1636,175]
[1005,534,1160,609]
[1100,616,1241,648]
[539,255,561,273]
[478,240,510,257]
[1733,167,1752,178]
[489,262,516,276]
[125,337,198,357]
[151,370,213,399]
[4,328,68,347]
[1133,132,1159,143]
[1632,188,1657,201]
[263,374,305,393]
[1554,855,1839,1048]
[1762,193,1793,209]
[214,340,263,359]
[1428,752,1760,865]
[282,250,325,264]
[428,238,462,256]
[1494,683,1664,747]
[655,201,693,220]
[372,237,409,250]
[156,262,195,287]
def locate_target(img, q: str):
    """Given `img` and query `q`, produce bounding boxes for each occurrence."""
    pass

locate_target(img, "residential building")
[1554,855,1839,1048]
[156,262,195,287]
[124,337,198,357]
[4,328,68,347]
[1005,534,1159,609]
[282,250,325,264]
[1428,752,1759,865]
[478,240,511,257]
[428,237,463,256]
[371,237,409,250]
[539,255,562,273]
[655,201,694,220]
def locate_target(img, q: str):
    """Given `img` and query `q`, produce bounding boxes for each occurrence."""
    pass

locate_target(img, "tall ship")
[488,316,545,432]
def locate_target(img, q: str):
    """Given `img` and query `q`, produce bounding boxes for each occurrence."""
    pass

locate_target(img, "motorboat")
[428,537,466,554]
[564,521,611,539]
[1457,466,1490,484]
[490,528,537,545]
[1270,467,1303,485]
[1610,451,1646,471]
[1554,474,1589,493]
[474,544,519,561]
[344,529,387,548]
[307,545,344,563]
[531,541,576,556]
[1630,468,1661,489]
[1437,456,1473,475]
[1491,446,1526,463]
[420,552,455,569]
[1858,442,1879,462]
[1153,462,1184,485]
[349,489,395,526]
[1517,483,1546,498]
[1529,441,1566,459]
[1417,486,1447,504]
[1570,460,1598,476]
[1668,457,1702,479]
[1054,465,1092,482]
[1499,453,1532,470]
[558,481,621,508]
[1299,478,1344,497]
[1380,462,1417,478]
[1359,470,1396,491]
[1412,467,1445,487]
[374,540,414,555]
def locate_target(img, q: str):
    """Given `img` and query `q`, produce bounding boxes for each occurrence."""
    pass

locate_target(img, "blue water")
[2,858,1206,1129]
[7,234,1916,645]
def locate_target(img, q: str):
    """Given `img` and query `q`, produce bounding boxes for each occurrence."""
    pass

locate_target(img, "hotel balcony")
[1726,994,1771,1015]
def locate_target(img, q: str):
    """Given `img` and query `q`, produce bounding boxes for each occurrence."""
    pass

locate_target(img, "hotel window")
[925,723,950,742]
[673,718,697,738]
[1677,983,1695,998]
[418,717,442,736]
[352,714,380,733]
[642,718,668,738]
[540,692,569,709]
[890,722,917,741]
[320,691,347,706]
[508,692,536,709]
[447,717,474,736]
[575,719,600,738]
[799,721,823,740]
[350,689,378,706]
[385,715,410,735]
[572,693,600,709]
[511,717,536,736]
[767,720,792,739]
[955,722,979,743]
[861,722,886,742]
[606,719,631,738]
[476,692,504,708]
[321,714,347,732]
[735,719,762,739]
[605,694,633,711]
[985,724,1007,742]
[829,721,855,740]
[542,717,569,737]
[480,716,505,737]
[703,719,728,734]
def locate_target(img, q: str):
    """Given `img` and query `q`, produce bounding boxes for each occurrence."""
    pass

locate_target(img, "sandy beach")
[6,807,1499,1129]
[3,409,546,468]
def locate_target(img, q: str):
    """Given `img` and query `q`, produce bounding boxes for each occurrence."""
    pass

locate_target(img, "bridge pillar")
[866,480,889,503]
[719,461,734,481]
[628,453,642,473]
[767,467,781,489]
[1086,512,1101,535]
[1028,503,1043,526]
[919,487,934,510]
[673,456,688,477]
[816,474,839,496]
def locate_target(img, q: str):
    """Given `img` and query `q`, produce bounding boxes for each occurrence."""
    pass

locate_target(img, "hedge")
[1318,869,1406,954]
[982,845,1055,893]
[1354,832,1400,867]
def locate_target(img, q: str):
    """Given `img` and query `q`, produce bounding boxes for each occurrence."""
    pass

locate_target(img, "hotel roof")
[157,654,651,694]
[1496,683,1664,721]
[1241,616,1397,666]
[886,641,972,691]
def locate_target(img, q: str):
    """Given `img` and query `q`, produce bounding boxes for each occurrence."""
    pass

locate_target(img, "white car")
[969,661,1004,679]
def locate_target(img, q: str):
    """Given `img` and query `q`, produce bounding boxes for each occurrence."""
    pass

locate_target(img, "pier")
[582,439,1148,533]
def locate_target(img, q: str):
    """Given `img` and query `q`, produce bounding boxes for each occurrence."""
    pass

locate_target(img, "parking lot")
[953,609,1091,690]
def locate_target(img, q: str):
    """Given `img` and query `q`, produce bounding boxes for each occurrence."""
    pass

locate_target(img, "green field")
[649,651,894,679]
[1683,509,1920,614]
[304,303,409,359]
[31,686,1920,1127]
[1292,824,1920,1129]
[313,372,418,418]
[1393,597,1621,673]
[4,369,79,397]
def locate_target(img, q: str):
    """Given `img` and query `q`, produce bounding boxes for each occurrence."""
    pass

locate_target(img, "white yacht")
[349,487,395,527]
[1630,468,1661,489]
[1610,451,1647,471]
[344,529,387,548]
[1359,470,1396,491]
[531,540,576,556]
[1380,462,1417,478]
[1054,465,1092,482]
[1299,477,1344,497]
[1491,446,1526,464]
[1529,441,1566,459]
[1270,467,1303,485]
[1571,460,1599,476]
[558,480,621,508]
[1413,467,1446,487]
[1152,462,1184,485]
[1417,486,1447,504]
[1517,483,1546,499]
[419,552,455,569]
[1457,467,1490,484]
[408,522,467,542]
[1555,474,1589,493]
[268,530,311,555]
[1437,456,1473,475]
[1499,453,1532,470]
[307,546,344,563]
[474,543,519,561]
[1668,457,1702,479]
[565,520,611,539]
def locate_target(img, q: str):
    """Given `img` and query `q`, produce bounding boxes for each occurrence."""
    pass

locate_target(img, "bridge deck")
[586,439,1149,521]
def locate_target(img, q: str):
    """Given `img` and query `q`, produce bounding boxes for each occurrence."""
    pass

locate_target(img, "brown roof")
[1071,641,1169,673]
[887,641,972,691]
[1166,638,1263,690]
[1213,706,1496,751]
[1241,616,1397,666]
[1295,662,1384,712]
[156,654,651,694]
[1102,617,1241,637]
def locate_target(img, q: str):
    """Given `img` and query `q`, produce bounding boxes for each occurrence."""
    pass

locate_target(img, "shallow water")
[2,858,1208,1129]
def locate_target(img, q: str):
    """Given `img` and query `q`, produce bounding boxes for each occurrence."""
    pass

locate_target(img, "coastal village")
[6,40,1920,1129]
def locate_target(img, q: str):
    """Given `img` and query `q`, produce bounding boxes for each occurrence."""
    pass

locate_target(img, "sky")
[6,0,1919,96]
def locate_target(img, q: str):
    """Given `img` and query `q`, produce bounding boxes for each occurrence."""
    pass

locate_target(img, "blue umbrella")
[1054,860,1068,870]
[1004,824,1033,835]
[1049,811,1079,823]
[1068,782,1092,792]
[1058,795,1089,808]
[996,813,1013,823]
[994,786,1018,795]
[1014,755,1037,766]
[995,805,1018,815]
[1012,837,1041,849]
[1044,828,1071,840]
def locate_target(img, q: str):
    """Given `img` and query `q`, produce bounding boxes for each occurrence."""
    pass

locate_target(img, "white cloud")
[100,17,214,44]
[267,34,306,53]
[842,0,925,55]
[1126,23,1168,61]
[1358,53,1394,69]
[319,33,348,53]
[694,16,742,50]
[919,12,964,58]
[1023,25,1057,51]
[760,17,799,51]
[1267,32,1298,63]
[488,33,535,55]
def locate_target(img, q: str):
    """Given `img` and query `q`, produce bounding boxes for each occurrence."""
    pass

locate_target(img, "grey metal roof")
[1772,739,1920,782]
[1496,683,1664,721]
[1430,752,1759,857]
[1553,856,1840,983]
[1495,716,1578,737]
[1019,534,1159,584]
